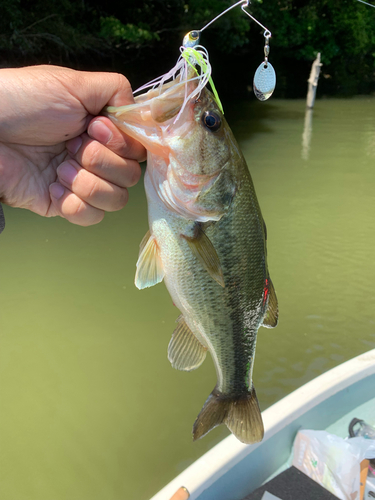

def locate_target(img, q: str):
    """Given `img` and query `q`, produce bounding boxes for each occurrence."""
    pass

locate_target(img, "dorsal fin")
[181,224,225,288]
[262,279,278,328]
[168,315,207,371]
[135,231,165,289]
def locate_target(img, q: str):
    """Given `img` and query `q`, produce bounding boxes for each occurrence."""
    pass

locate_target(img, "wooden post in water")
[302,53,322,159]
[306,53,322,109]
[302,108,313,161]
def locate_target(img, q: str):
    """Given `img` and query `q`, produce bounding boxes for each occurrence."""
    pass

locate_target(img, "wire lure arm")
[182,0,276,101]
[183,0,272,47]
[241,2,271,39]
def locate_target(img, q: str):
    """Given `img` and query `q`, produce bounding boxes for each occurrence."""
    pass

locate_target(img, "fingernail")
[58,162,78,184]
[88,120,113,144]
[66,136,82,155]
[49,183,65,200]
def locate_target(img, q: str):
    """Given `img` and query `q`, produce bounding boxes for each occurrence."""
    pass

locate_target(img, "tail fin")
[192,386,264,444]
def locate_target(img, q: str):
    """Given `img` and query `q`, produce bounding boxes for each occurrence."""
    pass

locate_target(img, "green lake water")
[1,98,375,500]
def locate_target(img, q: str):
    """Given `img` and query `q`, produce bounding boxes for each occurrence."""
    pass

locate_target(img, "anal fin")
[168,315,207,371]
[192,386,264,444]
[262,278,278,328]
[135,231,165,290]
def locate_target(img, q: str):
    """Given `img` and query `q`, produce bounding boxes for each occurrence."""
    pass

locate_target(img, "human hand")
[0,65,146,226]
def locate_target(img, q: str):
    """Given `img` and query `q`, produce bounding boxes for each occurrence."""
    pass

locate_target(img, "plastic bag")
[291,430,375,500]
[349,419,375,440]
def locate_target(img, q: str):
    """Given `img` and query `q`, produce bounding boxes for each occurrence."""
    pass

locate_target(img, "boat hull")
[151,349,375,500]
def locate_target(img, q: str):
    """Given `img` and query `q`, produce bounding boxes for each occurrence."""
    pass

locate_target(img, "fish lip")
[105,78,189,120]
[104,73,201,129]
[134,78,187,104]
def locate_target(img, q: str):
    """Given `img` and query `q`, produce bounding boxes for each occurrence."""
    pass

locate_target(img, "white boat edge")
[150,348,375,500]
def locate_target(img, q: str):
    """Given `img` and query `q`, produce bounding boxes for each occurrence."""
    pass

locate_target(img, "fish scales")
[105,68,278,444]
[147,144,265,391]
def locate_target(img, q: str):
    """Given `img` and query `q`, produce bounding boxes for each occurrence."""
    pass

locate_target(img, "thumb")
[71,70,135,114]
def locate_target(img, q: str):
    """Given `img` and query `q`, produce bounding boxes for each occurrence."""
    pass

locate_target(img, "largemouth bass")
[105,54,278,444]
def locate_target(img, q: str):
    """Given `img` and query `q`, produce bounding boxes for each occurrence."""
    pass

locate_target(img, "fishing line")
[356,0,375,8]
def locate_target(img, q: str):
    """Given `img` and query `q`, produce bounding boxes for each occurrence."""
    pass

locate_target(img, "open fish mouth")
[104,45,223,128]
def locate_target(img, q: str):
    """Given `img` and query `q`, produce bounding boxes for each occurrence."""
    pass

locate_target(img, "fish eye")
[202,111,221,132]
[190,31,199,40]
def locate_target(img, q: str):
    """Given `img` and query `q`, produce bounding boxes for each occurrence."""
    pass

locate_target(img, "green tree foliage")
[0,0,105,66]
[1,0,375,96]
[251,0,375,95]
[99,17,160,45]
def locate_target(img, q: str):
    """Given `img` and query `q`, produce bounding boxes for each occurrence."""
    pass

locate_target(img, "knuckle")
[82,141,102,172]
[64,197,86,219]
[108,188,129,212]
[115,72,131,90]
[125,140,144,162]
[86,177,101,200]
[117,188,129,209]
[63,197,104,226]
[127,163,142,187]
[80,211,104,227]
[109,135,128,155]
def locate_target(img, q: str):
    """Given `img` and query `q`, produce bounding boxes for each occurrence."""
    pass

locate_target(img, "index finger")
[87,116,146,162]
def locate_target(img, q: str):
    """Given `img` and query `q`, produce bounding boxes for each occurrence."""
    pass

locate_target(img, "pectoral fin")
[135,231,165,290]
[181,225,225,288]
[139,230,151,254]
[168,315,207,371]
[262,279,278,328]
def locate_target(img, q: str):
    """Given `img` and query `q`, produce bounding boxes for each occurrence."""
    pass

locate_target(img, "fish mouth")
[103,75,197,155]
[103,45,219,153]
[135,78,190,122]
[104,73,196,125]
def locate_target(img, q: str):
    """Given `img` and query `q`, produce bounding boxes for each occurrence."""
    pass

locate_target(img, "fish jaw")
[104,78,196,158]
[103,103,169,159]
[106,83,237,222]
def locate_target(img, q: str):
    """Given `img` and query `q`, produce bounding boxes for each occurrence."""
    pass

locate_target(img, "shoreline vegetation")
[2,0,375,98]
